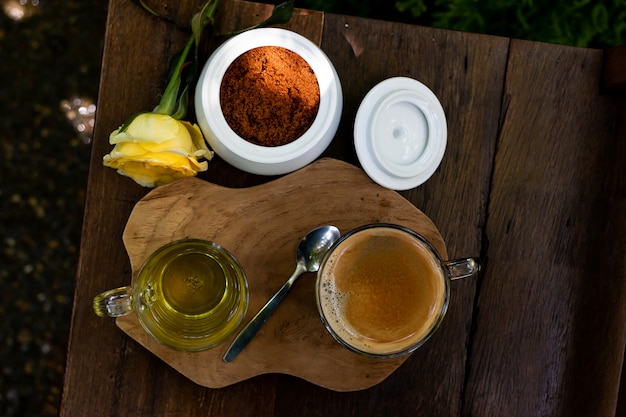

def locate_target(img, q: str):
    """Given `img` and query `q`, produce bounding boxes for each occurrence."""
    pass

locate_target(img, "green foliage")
[294,0,624,47]
[295,0,422,23]
[395,0,428,17]
[395,0,625,47]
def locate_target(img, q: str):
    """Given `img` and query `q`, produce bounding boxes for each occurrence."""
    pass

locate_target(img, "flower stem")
[153,35,195,117]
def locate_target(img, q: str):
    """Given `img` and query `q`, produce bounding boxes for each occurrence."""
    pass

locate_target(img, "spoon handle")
[223,264,306,362]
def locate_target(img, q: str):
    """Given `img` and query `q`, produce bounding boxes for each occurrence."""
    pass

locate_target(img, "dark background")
[0,0,622,416]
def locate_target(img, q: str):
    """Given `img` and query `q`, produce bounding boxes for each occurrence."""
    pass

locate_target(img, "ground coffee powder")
[219,46,320,147]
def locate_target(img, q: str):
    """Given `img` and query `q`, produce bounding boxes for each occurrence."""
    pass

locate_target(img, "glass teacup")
[93,238,248,352]
[316,223,479,358]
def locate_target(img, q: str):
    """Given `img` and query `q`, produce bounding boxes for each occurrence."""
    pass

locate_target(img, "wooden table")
[61,0,626,415]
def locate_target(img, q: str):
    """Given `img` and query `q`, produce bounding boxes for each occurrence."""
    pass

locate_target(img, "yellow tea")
[160,252,228,315]
[93,239,248,352]
[134,239,248,351]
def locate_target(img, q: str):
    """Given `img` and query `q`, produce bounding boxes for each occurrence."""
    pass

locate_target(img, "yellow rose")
[103,112,213,187]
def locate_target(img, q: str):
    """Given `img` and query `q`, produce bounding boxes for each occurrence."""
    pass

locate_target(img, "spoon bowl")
[223,225,341,362]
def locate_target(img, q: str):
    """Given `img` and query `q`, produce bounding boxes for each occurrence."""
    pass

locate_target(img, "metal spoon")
[223,225,341,362]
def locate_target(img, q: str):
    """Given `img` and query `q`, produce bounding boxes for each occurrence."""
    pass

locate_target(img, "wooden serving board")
[117,158,447,391]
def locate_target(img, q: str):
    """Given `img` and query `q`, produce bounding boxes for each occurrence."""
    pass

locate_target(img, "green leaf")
[515,8,530,31]
[130,0,180,27]
[395,0,427,17]
[257,0,295,27]
[154,74,181,115]
[592,4,609,32]
[613,11,626,39]
[131,0,159,17]
[153,36,195,117]
[191,0,219,47]
[171,85,189,120]
[163,46,198,87]
[223,0,295,35]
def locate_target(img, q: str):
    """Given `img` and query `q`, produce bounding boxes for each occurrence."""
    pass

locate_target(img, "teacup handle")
[445,258,480,281]
[93,286,133,317]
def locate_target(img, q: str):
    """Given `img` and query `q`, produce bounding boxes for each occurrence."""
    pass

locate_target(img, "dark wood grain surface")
[60,1,625,416]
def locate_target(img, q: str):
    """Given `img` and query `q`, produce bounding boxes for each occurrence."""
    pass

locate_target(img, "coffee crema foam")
[319,227,446,355]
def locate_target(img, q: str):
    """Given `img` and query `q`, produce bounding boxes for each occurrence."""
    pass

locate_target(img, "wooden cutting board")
[116,158,447,391]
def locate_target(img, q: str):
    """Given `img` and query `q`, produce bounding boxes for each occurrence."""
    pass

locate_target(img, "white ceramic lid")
[354,77,447,190]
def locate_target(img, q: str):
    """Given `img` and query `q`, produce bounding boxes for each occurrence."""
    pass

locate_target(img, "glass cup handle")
[93,286,133,317]
[445,258,481,281]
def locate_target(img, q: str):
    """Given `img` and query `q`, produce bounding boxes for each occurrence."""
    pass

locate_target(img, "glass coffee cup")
[316,223,479,358]
[93,238,248,352]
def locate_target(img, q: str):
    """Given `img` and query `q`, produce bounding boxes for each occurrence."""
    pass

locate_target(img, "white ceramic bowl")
[195,28,343,175]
